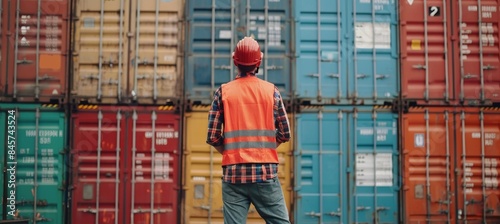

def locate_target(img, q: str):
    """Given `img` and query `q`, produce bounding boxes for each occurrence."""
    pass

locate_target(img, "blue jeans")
[222,176,291,224]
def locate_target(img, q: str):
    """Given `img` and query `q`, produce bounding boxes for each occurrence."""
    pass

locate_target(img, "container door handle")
[412,64,427,69]
[328,74,340,79]
[375,74,389,79]
[132,208,172,214]
[214,65,231,70]
[82,208,98,214]
[326,211,341,216]
[376,207,388,212]
[463,74,478,79]
[305,211,321,217]
[356,74,368,79]
[357,206,371,211]
[17,58,33,64]
[195,205,210,211]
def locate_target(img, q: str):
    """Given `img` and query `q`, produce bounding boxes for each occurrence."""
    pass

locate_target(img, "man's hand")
[214,145,224,154]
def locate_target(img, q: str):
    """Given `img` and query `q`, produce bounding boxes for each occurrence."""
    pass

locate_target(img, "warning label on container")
[355,22,391,49]
[355,153,393,186]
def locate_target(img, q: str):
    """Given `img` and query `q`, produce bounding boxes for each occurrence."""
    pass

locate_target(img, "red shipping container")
[400,0,500,105]
[0,0,69,102]
[70,105,180,224]
[455,107,500,222]
[402,106,500,223]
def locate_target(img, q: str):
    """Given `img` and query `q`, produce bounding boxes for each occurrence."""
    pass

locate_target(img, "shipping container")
[69,105,180,224]
[294,105,399,223]
[293,1,399,105]
[0,103,67,224]
[0,0,70,102]
[184,0,292,105]
[401,107,456,223]
[400,0,500,105]
[71,0,184,104]
[182,105,294,224]
[401,106,500,223]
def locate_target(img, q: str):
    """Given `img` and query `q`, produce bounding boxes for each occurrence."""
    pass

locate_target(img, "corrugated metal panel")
[0,0,69,102]
[182,106,293,223]
[402,106,500,223]
[294,105,399,224]
[456,107,500,222]
[401,107,455,223]
[455,1,500,105]
[72,0,183,104]
[185,0,292,105]
[70,106,180,224]
[0,103,67,223]
[293,1,399,104]
[400,0,500,106]
[400,0,454,104]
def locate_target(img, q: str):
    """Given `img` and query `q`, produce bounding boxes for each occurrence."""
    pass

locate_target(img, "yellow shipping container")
[182,105,294,224]
[71,0,184,104]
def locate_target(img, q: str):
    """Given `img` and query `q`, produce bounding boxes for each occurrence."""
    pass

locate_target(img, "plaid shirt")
[206,76,291,183]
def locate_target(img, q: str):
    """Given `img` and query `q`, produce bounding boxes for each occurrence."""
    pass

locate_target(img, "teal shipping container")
[293,0,399,105]
[0,104,67,224]
[184,0,292,105]
[294,105,400,223]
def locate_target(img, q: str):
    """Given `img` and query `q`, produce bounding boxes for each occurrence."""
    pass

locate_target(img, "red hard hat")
[232,37,263,67]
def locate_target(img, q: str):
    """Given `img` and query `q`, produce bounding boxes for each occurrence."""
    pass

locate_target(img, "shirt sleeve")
[206,87,224,146]
[274,87,291,143]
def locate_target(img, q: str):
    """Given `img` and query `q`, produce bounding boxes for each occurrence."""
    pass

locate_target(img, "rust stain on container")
[182,108,294,224]
[0,0,69,102]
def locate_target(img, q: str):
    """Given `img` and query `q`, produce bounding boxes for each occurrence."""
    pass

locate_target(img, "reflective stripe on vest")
[221,76,279,165]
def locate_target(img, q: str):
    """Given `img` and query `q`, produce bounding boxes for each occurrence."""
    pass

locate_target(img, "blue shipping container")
[294,105,399,223]
[293,0,399,104]
[185,0,292,105]
[0,104,67,223]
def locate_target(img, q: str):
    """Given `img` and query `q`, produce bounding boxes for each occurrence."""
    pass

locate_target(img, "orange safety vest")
[221,76,279,165]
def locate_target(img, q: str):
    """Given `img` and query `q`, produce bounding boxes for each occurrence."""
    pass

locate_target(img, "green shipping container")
[0,104,67,224]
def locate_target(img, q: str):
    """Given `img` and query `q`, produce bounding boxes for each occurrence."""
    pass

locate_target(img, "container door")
[72,0,129,103]
[293,0,345,104]
[347,1,399,104]
[1,0,68,102]
[239,0,291,100]
[455,0,500,104]
[456,109,500,222]
[350,108,399,223]
[399,0,453,104]
[401,108,455,223]
[71,110,124,224]
[129,0,182,104]
[185,0,236,104]
[183,107,293,223]
[126,109,179,223]
[294,109,347,224]
[0,105,67,223]
[185,0,291,105]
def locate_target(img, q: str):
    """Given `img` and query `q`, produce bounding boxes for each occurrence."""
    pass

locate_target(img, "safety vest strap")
[225,130,275,138]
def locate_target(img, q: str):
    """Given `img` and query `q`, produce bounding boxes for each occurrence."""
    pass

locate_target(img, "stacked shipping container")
[0,0,70,223]
[68,0,184,224]
[400,0,500,223]
[293,0,401,223]
[183,0,294,223]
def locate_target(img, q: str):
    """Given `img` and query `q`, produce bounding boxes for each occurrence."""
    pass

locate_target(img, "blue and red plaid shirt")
[206,76,291,184]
